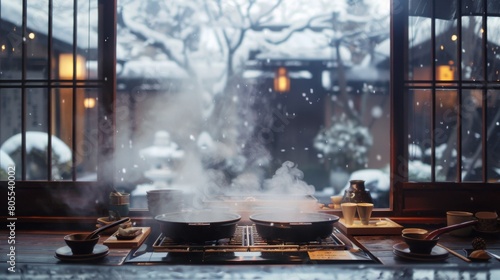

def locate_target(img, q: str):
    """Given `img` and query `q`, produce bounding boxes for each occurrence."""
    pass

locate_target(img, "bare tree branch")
[264,16,318,45]
[254,0,283,25]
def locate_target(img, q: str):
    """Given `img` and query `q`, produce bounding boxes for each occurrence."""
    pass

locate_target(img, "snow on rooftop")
[2,2,98,49]
[120,60,189,79]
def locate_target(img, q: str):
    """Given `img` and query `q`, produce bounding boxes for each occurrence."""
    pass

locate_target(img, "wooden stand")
[337,218,403,235]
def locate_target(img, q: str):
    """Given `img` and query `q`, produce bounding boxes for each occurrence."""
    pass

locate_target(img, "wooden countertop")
[355,232,500,265]
[1,230,131,266]
[1,229,500,279]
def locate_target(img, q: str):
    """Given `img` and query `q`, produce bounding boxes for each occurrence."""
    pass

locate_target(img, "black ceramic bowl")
[64,233,99,255]
[402,233,438,254]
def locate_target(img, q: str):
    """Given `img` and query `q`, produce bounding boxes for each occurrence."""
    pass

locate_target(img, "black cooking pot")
[155,210,241,243]
[249,212,340,242]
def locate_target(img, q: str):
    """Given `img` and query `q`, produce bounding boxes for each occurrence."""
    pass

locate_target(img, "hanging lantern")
[436,65,454,81]
[59,53,86,80]
[274,67,290,93]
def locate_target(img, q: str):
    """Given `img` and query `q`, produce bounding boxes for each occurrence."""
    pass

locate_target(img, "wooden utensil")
[437,244,471,262]
[424,220,478,240]
[85,218,130,240]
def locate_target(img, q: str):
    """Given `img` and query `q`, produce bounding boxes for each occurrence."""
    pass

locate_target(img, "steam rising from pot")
[262,161,314,195]
[111,72,319,215]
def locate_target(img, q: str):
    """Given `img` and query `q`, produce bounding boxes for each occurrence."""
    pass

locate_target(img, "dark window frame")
[0,0,116,217]
[394,0,500,216]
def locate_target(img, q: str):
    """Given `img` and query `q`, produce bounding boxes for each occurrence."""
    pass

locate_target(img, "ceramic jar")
[340,180,373,204]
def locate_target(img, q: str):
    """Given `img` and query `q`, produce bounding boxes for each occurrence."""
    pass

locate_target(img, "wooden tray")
[336,218,403,235]
[103,227,151,248]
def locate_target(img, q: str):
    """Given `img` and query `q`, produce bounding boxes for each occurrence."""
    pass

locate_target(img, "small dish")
[393,243,448,261]
[463,249,491,262]
[55,244,109,262]
[115,230,142,240]
[115,227,143,240]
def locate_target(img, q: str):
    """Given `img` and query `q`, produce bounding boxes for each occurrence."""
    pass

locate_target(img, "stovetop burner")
[124,226,379,264]
[152,225,345,253]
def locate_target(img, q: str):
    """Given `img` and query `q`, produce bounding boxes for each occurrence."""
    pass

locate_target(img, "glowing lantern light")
[274,67,290,93]
[83,98,96,109]
[59,53,86,79]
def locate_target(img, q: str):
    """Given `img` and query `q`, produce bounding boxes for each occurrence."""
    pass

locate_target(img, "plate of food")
[115,227,143,240]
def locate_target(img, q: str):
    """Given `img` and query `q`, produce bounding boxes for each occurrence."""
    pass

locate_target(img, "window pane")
[0,88,23,179]
[462,0,484,15]
[116,0,391,208]
[26,0,49,80]
[461,16,484,81]
[76,88,99,181]
[408,88,432,182]
[52,88,74,180]
[0,1,23,80]
[435,89,458,182]
[487,17,500,82]
[53,0,75,80]
[408,14,432,81]
[76,0,99,80]
[487,90,500,182]
[410,0,457,20]
[435,19,458,81]
[461,89,483,182]
[25,89,50,180]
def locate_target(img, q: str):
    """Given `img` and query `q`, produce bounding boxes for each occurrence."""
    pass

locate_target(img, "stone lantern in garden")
[139,130,185,188]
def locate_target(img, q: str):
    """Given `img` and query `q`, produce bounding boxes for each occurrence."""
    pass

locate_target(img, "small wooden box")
[337,218,403,235]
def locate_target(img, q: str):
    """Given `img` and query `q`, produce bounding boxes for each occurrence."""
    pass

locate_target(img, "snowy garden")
[6,1,499,209]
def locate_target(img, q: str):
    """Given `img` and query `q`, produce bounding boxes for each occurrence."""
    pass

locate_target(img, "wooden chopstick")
[437,244,471,263]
